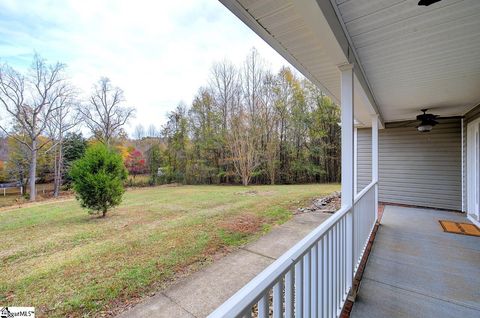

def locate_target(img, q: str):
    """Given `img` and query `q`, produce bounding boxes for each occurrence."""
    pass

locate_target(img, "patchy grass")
[0,182,70,208]
[0,195,23,208]
[0,184,339,317]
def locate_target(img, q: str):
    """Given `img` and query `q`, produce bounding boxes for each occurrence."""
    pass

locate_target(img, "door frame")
[466,117,480,227]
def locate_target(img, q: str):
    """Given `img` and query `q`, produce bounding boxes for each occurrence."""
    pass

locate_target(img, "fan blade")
[418,0,442,6]
[385,120,418,129]
[436,115,463,120]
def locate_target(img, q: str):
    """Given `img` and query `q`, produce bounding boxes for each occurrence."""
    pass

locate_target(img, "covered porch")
[351,205,480,318]
[210,0,480,317]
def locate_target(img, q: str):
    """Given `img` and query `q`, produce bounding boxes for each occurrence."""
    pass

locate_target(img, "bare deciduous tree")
[261,72,279,184]
[133,124,145,140]
[0,54,70,201]
[79,77,135,145]
[242,48,265,126]
[147,124,158,137]
[209,60,241,183]
[46,89,80,197]
[228,111,260,186]
[209,60,240,131]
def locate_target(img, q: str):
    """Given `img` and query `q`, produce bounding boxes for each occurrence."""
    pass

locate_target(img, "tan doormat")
[439,220,480,237]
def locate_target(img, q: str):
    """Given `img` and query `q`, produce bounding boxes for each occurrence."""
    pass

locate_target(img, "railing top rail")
[208,205,351,318]
[354,180,377,204]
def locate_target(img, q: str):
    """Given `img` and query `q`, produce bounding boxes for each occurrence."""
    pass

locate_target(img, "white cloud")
[0,0,289,135]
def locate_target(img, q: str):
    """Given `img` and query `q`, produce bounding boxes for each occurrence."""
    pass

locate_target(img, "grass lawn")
[0,184,339,317]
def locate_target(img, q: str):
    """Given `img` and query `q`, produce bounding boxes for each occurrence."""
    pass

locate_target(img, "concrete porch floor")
[351,205,480,318]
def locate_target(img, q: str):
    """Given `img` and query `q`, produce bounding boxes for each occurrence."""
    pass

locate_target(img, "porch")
[351,205,480,318]
[211,0,480,317]
[208,201,480,318]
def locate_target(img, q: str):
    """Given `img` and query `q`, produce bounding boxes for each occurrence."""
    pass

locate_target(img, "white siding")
[357,128,372,193]
[357,120,462,211]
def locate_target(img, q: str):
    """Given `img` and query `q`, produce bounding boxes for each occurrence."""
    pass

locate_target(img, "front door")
[467,118,480,225]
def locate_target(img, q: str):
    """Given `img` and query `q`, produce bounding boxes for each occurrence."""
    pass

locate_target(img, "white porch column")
[372,114,379,221]
[339,63,354,292]
[340,64,354,208]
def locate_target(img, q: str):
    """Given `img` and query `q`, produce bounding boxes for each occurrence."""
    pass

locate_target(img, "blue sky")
[0,0,288,134]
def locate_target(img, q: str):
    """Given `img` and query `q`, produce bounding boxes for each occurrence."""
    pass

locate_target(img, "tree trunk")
[29,139,37,202]
[242,171,249,186]
[102,208,107,218]
[53,148,58,195]
[53,139,63,197]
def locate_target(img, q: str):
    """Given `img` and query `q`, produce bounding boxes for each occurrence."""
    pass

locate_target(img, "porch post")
[339,63,354,291]
[372,115,379,221]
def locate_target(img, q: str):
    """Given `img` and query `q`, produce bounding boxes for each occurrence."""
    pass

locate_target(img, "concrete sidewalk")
[117,211,331,318]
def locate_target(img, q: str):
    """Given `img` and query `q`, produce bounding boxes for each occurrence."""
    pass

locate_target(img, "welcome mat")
[439,220,480,237]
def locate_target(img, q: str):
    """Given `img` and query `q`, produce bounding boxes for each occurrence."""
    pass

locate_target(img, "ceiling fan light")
[416,109,438,132]
[417,124,433,132]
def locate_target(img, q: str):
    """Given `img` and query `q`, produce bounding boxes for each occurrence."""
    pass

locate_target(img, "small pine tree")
[70,144,127,217]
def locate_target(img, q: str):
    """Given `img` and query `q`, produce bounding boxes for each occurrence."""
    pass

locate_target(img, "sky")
[0,0,289,135]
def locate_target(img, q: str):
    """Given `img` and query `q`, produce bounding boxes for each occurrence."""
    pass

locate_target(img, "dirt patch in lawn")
[219,214,264,234]
[234,190,276,197]
[234,190,258,196]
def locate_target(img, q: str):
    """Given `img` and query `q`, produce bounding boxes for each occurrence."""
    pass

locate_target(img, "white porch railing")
[208,181,377,318]
[353,182,376,273]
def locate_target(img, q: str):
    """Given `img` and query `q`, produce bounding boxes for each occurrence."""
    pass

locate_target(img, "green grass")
[0,184,339,317]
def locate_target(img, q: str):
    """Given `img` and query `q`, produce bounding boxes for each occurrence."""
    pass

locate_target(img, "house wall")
[357,119,462,211]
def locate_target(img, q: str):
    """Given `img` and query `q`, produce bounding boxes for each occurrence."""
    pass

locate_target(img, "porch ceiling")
[334,0,480,122]
[220,0,480,124]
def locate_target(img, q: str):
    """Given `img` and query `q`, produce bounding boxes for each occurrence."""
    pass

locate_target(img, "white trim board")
[467,214,480,228]
[466,117,480,223]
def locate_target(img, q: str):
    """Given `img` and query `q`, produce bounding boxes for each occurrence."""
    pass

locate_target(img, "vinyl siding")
[357,119,462,211]
[357,129,372,192]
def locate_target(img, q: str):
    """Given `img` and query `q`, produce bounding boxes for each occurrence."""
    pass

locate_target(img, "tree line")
[151,48,340,186]
[0,49,341,202]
